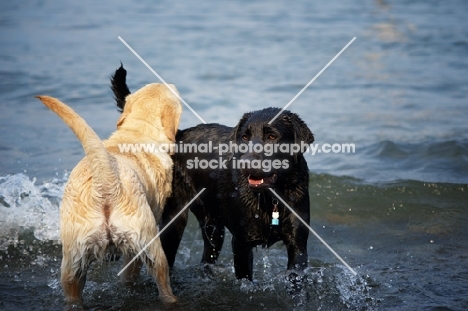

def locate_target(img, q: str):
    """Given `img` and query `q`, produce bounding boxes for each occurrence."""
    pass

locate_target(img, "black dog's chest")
[232,201,283,247]
[250,216,282,247]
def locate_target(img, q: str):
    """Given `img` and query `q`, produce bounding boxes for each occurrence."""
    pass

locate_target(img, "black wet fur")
[110,63,130,112]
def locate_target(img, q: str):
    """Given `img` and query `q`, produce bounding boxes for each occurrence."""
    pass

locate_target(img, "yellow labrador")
[36,83,182,305]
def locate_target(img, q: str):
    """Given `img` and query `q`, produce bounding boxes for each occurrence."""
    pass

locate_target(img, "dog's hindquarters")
[108,183,176,303]
[37,95,176,303]
[59,165,176,304]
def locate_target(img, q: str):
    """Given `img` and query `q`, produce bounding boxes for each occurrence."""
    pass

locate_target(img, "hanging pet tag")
[272,202,279,225]
[272,213,279,225]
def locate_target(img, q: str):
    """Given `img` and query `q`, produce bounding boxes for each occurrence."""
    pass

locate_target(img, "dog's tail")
[110,63,131,113]
[36,95,119,196]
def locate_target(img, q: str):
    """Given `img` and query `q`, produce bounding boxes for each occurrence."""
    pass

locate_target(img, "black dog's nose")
[239,153,269,178]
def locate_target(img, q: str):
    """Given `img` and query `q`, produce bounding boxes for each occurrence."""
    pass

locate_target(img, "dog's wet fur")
[38,83,181,306]
[111,64,314,280]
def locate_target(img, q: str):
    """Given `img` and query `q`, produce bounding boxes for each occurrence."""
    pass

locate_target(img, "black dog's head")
[231,108,314,190]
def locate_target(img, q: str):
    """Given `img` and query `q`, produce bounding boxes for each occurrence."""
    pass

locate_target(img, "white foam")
[0,173,68,249]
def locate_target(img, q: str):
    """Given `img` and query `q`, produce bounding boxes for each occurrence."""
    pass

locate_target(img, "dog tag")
[272,200,279,225]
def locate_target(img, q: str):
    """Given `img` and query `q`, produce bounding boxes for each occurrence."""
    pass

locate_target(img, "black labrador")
[111,65,314,280]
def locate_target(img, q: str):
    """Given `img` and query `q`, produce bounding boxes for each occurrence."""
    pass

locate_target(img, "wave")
[310,139,468,183]
[0,173,66,249]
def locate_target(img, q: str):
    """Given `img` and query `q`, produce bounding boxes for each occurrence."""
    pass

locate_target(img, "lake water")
[1,0,467,310]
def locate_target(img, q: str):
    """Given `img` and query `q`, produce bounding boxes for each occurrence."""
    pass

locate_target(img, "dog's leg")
[61,255,88,306]
[160,197,189,267]
[231,236,253,280]
[128,202,177,303]
[286,243,308,270]
[191,204,224,264]
[283,215,309,270]
[144,238,177,303]
[200,221,224,264]
[120,255,143,284]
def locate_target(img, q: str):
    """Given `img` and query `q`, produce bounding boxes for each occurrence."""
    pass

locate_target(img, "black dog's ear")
[283,112,314,146]
[110,62,131,113]
[226,112,252,161]
[230,112,252,143]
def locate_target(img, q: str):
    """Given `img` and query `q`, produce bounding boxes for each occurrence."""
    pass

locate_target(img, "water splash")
[0,173,67,249]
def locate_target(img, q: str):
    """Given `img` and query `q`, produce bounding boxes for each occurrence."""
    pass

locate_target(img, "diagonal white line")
[117,188,206,276]
[268,188,357,276]
[118,36,207,124]
[268,37,356,124]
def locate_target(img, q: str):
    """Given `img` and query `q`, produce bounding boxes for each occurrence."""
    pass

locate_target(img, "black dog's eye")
[241,134,249,141]
[268,134,277,140]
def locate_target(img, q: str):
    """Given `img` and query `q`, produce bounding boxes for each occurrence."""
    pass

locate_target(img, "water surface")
[1,0,467,310]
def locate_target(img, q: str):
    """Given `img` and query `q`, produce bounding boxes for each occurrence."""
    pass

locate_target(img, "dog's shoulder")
[176,123,232,141]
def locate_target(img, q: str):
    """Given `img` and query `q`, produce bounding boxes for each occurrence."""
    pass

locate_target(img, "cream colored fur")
[36,83,182,306]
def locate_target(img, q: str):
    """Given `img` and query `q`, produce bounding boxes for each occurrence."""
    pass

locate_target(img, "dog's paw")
[159,294,177,304]
[64,300,85,311]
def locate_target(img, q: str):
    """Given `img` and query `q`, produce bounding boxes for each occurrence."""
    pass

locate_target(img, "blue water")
[1,0,467,310]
